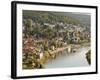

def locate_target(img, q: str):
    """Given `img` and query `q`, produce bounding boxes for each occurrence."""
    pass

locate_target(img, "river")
[45,47,90,68]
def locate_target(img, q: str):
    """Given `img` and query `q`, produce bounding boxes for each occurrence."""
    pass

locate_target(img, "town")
[22,11,91,69]
[22,18,90,69]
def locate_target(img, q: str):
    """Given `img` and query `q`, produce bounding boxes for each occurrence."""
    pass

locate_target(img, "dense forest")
[62,12,91,26]
[23,10,82,25]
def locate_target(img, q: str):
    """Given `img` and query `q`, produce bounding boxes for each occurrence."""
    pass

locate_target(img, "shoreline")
[45,46,90,68]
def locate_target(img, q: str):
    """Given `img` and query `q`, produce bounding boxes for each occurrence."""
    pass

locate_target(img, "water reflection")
[45,47,90,68]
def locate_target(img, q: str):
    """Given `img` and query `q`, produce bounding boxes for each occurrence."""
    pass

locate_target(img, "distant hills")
[23,10,90,26]
[61,12,91,26]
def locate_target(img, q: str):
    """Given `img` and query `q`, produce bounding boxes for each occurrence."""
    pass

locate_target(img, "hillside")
[62,12,91,26]
[23,10,81,25]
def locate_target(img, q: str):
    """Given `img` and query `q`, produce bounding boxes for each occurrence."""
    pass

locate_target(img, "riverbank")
[22,37,90,69]
[86,50,91,65]
[45,47,90,68]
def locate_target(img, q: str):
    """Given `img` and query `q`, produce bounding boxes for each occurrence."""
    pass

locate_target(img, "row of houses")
[23,19,90,43]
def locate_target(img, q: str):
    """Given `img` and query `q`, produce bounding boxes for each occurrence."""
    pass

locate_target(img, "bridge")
[49,46,73,58]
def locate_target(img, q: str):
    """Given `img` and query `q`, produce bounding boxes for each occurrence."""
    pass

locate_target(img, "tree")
[25,19,33,37]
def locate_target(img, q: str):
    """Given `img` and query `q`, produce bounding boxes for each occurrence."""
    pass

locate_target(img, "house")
[50,45,55,51]
[39,52,43,59]
[44,23,55,28]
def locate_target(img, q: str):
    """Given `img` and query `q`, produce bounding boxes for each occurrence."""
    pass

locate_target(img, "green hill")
[62,12,91,26]
[23,10,81,25]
